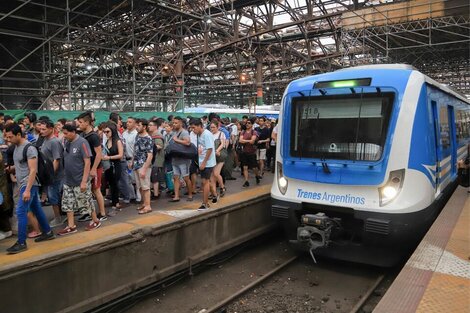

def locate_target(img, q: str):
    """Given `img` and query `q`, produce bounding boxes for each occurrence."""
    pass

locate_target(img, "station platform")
[375,186,470,313]
[0,174,275,313]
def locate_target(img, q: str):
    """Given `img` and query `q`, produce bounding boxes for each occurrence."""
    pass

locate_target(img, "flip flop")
[187,197,194,202]
[169,198,180,202]
[138,208,152,215]
[28,231,42,238]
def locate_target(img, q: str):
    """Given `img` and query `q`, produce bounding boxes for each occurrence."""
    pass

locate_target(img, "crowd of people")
[0,111,278,254]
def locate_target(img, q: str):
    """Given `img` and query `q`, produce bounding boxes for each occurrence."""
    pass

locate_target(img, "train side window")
[455,110,469,141]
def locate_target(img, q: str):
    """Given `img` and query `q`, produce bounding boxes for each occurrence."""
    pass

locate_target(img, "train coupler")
[290,213,341,264]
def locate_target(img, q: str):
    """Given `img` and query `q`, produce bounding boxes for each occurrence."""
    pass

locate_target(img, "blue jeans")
[47,179,63,206]
[17,185,51,244]
[118,160,131,201]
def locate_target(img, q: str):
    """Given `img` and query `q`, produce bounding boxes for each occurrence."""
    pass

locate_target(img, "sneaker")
[243,181,250,188]
[58,225,78,236]
[78,214,92,222]
[50,217,65,228]
[7,241,27,254]
[198,203,209,211]
[220,187,226,197]
[0,231,13,241]
[212,194,219,204]
[97,213,108,221]
[34,231,55,242]
[85,221,101,231]
[256,176,261,185]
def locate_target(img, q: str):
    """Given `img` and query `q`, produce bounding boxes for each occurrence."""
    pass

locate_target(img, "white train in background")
[178,104,279,119]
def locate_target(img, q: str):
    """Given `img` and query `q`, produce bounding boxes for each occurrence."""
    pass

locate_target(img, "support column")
[256,60,263,106]
[175,35,184,113]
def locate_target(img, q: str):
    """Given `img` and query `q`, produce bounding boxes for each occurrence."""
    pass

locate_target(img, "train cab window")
[289,88,394,161]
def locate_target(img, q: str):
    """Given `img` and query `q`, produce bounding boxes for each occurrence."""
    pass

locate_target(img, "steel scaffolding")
[0,0,468,111]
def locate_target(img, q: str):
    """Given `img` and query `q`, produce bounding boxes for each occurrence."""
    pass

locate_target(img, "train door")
[448,106,457,178]
[431,101,454,192]
[431,101,440,191]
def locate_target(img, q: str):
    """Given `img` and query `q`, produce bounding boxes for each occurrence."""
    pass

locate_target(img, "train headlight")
[382,186,398,199]
[379,169,405,206]
[277,161,288,195]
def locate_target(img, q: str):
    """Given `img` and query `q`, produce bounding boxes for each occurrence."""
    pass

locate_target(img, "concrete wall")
[0,195,274,313]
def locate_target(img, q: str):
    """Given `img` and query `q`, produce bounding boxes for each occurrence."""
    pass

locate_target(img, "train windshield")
[290,88,394,161]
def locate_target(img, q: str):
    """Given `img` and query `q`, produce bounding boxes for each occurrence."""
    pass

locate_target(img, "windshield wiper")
[353,89,364,161]
[313,110,330,174]
[321,157,331,174]
[298,103,304,160]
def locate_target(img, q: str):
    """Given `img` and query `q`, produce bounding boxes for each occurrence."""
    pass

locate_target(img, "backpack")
[225,124,235,144]
[22,143,54,187]
[151,135,163,164]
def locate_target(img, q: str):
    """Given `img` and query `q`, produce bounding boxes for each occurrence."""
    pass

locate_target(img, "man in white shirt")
[122,117,139,202]
[190,119,216,211]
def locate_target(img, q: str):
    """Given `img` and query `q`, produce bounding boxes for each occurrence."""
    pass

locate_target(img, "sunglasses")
[246,122,252,125]
[104,130,111,134]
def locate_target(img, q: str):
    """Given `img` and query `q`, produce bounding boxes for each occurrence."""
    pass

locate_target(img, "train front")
[271,68,434,266]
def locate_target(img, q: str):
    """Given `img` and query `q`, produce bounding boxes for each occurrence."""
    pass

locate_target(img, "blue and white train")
[271,64,470,266]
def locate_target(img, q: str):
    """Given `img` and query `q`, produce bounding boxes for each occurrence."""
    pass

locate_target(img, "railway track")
[101,233,398,313]
[211,257,389,313]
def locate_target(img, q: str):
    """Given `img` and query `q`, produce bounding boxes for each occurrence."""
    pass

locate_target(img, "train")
[271,64,470,266]
[178,104,279,119]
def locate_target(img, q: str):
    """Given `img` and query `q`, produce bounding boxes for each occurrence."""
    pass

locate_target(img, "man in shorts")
[239,117,261,187]
[132,119,153,214]
[58,123,101,235]
[169,116,193,202]
[190,119,216,211]
[255,117,270,176]
[78,112,107,221]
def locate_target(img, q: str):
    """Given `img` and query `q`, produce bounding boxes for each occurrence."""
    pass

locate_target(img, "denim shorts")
[172,159,191,177]
[47,180,63,206]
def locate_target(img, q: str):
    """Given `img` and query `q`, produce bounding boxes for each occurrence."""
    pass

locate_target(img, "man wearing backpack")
[3,123,55,254]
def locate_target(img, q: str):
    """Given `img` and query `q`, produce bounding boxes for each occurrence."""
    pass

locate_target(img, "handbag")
[101,145,112,171]
[215,133,228,163]
[166,131,197,160]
